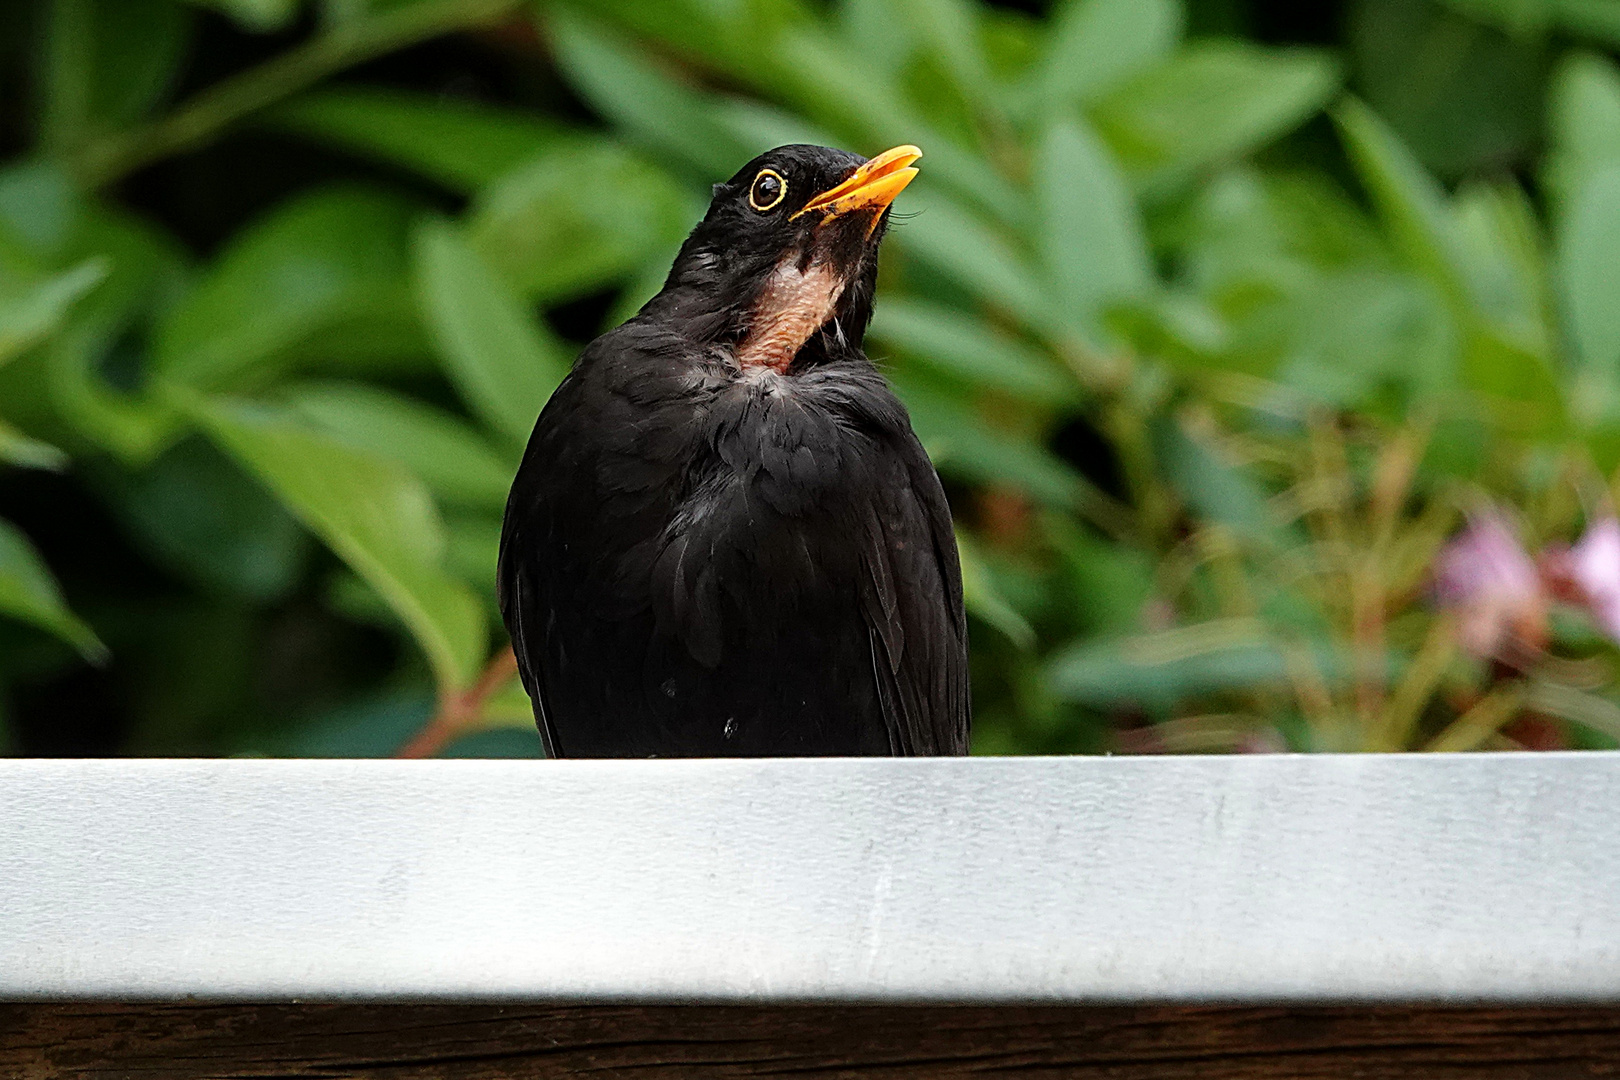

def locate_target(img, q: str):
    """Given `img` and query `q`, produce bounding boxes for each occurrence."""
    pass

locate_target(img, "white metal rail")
[2,754,1617,1002]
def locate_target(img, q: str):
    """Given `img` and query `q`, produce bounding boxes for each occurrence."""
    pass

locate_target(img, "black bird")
[498,144,968,757]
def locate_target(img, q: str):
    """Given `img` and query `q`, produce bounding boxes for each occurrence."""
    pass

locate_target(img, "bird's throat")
[734,259,846,374]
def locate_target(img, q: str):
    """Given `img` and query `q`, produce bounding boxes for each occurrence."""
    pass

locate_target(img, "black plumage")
[498,144,968,757]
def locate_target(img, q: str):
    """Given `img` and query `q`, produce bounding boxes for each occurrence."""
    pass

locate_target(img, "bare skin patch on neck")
[735,258,846,374]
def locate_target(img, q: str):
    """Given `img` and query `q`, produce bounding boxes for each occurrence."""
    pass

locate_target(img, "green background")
[3,0,1620,758]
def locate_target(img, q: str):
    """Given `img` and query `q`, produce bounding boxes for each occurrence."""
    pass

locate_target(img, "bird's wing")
[858,433,970,755]
[498,546,560,758]
[497,375,578,760]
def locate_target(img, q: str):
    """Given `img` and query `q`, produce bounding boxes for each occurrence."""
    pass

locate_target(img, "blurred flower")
[1433,511,1547,657]
[1237,728,1289,754]
[1545,516,1620,642]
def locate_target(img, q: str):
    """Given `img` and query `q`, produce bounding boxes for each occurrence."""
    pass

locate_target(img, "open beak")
[792,144,922,229]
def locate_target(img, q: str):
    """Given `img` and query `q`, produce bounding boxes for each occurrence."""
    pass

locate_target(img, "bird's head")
[654,143,921,373]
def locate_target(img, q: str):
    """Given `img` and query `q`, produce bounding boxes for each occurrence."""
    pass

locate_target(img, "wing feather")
[857,433,969,755]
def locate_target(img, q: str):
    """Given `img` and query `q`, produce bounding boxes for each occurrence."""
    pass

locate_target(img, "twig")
[397,646,521,759]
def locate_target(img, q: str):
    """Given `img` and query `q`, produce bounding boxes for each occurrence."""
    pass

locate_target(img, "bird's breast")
[732,258,846,374]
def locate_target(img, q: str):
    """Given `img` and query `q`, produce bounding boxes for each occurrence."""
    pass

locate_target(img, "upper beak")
[792,145,922,226]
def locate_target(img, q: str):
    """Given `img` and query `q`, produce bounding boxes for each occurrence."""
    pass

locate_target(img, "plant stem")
[397,646,521,760]
[74,0,519,187]
[1103,399,1168,552]
[1424,684,1523,753]
[41,0,93,156]
[1373,613,1456,751]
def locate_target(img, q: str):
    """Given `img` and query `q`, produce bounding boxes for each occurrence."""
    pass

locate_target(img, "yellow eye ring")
[749,169,787,212]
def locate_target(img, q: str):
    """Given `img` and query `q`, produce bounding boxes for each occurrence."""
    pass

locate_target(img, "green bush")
[5,0,1620,756]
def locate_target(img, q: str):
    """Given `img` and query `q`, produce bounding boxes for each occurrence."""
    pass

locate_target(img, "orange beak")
[792,144,922,228]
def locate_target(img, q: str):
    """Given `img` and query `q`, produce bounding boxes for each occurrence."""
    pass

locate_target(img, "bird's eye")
[748,169,786,212]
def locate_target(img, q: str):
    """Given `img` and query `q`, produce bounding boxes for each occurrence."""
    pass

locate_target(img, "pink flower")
[1433,511,1546,657]
[1237,728,1288,754]
[1553,517,1620,641]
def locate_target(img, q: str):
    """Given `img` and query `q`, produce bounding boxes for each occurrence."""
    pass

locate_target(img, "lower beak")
[792,145,922,226]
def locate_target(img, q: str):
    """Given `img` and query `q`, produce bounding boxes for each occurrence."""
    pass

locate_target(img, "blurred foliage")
[5,0,1620,757]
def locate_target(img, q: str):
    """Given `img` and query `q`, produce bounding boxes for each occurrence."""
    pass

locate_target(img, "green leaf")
[0,517,105,662]
[709,98,841,160]
[981,6,1042,83]
[1275,271,1457,408]
[896,185,1055,332]
[1033,117,1152,344]
[1452,180,1552,354]
[868,298,1080,406]
[478,669,536,730]
[324,565,398,629]
[1152,414,1282,546]
[467,143,692,303]
[29,209,188,464]
[42,0,191,150]
[154,187,430,392]
[549,0,773,76]
[1436,0,1556,34]
[559,1,1024,224]
[413,218,572,443]
[0,161,81,259]
[1558,0,1620,45]
[98,436,310,602]
[769,27,1028,224]
[187,394,487,690]
[1440,0,1620,44]
[1332,98,1471,312]
[894,0,994,109]
[1460,325,1563,434]
[1559,162,1620,375]
[1048,515,1156,637]
[92,0,190,128]
[607,239,686,329]
[839,0,919,75]
[1093,43,1339,193]
[445,510,502,592]
[276,686,434,758]
[43,324,180,465]
[956,530,1034,648]
[284,381,516,512]
[267,87,571,193]
[1047,617,1289,711]
[1116,290,1240,376]
[185,0,299,31]
[0,419,68,471]
[38,0,95,155]
[548,10,753,178]
[441,727,546,758]
[1037,0,1181,112]
[1170,165,1430,400]
[896,373,1129,536]
[0,258,107,366]
[52,198,189,333]
[1523,679,1620,747]
[1355,0,1545,184]
[1175,167,1388,304]
[1547,52,1620,225]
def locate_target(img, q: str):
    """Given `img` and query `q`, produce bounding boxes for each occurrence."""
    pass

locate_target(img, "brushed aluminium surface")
[1,754,1615,1002]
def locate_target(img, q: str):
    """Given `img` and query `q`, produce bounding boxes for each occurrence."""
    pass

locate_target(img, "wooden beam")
[5,1003,1620,1078]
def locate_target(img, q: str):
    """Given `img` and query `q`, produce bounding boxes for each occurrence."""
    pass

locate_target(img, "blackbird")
[498,144,968,757]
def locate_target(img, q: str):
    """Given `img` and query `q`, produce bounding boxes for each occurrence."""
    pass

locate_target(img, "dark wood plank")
[4,1002,1620,1079]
